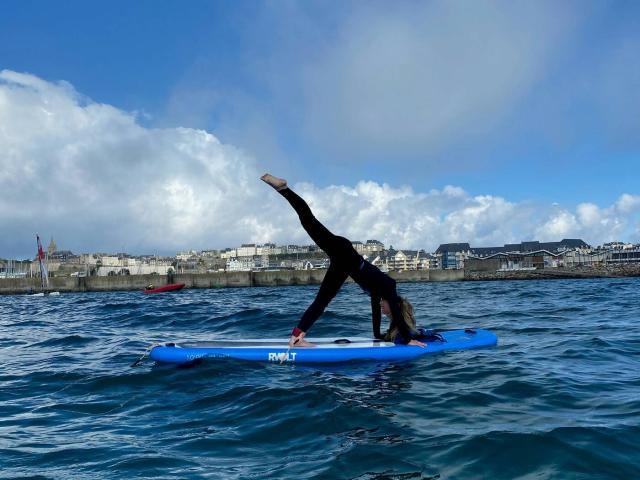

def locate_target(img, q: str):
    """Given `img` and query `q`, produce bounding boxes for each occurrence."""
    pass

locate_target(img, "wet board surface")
[149,329,498,364]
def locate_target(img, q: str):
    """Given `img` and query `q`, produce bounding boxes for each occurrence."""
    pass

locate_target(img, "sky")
[1,1,639,259]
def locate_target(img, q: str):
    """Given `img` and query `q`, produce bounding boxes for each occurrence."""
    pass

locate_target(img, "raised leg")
[260,173,287,191]
[262,174,343,256]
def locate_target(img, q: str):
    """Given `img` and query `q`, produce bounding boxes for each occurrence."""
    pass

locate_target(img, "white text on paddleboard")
[268,352,297,362]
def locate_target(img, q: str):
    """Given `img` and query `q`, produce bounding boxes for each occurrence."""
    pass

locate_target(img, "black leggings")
[279,188,361,332]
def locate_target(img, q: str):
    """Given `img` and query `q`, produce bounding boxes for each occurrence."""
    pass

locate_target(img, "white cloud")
[0,70,264,256]
[0,71,638,258]
[535,197,640,244]
[536,210,580,240]
[615,193,640,213]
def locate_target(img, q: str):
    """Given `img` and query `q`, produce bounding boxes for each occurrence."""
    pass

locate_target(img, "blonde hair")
[383,296,416,342]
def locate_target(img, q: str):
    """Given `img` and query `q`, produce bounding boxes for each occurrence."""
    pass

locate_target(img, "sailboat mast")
[37,235,49,290]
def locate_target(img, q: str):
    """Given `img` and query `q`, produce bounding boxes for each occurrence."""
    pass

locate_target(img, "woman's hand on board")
[289,331,315,348]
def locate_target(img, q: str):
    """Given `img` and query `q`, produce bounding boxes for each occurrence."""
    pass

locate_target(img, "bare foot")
[260,173,287,191]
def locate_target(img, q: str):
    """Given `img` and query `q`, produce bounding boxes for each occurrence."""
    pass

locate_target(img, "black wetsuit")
[279,187,413,344]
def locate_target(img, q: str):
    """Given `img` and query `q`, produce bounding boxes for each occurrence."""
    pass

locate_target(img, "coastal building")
[259,243,284,255]
[49,249,76,261]
[256,243,271,255]
[571,244,640,266]
[98,256,126,267]
[0,259,30,278]
[366,248,430,272]
[465,250,564,272]
[380,247,397,271]
[237,244,257,257]
[220,248,238,260]
[226,257,257,272]
[97,263,173,276]
[425,253,438,270]
[351,240,365,254]
[365,240,385,254]
[390,250,410,270]
[226,254,290,271]
[218,241,328,272]
[366,252,389,272]
[13,237,634,279]
[176,250,198,261]
[608,246,640,264]
[601,241,628,250]
[285,244,310,254]
[290,259,328,270]
[388,249,431,271]
[79,254,99,266]
[471,239,590,257]
[435,243,472,269]
[438,239,590,270]
[562,249,608,267]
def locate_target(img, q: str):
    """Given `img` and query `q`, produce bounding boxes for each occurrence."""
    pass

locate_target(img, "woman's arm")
[371,293,383,339]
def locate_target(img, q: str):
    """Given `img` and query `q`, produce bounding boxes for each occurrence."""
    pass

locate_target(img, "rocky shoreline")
[464,264,640,281]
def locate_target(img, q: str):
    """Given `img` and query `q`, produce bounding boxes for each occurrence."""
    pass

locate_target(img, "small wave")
[2,278,640,479]
[30,334,97,348]
[349,471,437,480]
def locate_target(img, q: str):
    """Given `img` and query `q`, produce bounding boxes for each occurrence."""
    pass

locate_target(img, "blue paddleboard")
[149,329,497,365]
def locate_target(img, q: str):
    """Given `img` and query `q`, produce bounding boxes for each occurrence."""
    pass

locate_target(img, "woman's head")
[398,296,416,329]
[380,296,415,324]
[380,298,392,317]
[381,295,416,341]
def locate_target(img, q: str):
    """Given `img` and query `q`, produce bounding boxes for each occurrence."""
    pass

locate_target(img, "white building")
[79,254,99,266]
[176,250,198,261]
[365,240,385,254]
[237,244,257,257]
[95,255,173,276]
[220,248,238,259]
[285,244,309,254]
[226,258,256,271]
[352,241,365,254]
[96,264,173,276]
[98,256,126,267]
[385,250,431,271]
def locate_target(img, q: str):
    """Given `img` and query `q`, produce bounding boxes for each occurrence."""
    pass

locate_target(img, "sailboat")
[32,234,60,296]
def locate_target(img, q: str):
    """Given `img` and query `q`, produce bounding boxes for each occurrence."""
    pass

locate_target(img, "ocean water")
[1,277,639,479]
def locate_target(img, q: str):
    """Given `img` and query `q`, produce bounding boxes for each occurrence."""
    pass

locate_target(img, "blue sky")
[1,1,639,257]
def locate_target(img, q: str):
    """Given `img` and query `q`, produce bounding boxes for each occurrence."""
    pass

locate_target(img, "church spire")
[47,237,57,256]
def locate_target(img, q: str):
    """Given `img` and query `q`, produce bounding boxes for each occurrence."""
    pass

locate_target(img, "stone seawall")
[0,269,464,295]
[463,264,640,281]
[3,264,638,295]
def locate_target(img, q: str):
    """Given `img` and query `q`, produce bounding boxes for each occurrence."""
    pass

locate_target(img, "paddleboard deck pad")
[149,328,497,364]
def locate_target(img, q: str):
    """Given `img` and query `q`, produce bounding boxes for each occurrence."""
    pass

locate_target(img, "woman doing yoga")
[261,174,425,348]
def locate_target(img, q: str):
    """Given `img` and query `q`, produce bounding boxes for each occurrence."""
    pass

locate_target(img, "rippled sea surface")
[1,277,639,479]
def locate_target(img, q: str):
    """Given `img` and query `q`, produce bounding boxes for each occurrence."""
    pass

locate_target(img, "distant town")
[1,237,639,279]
